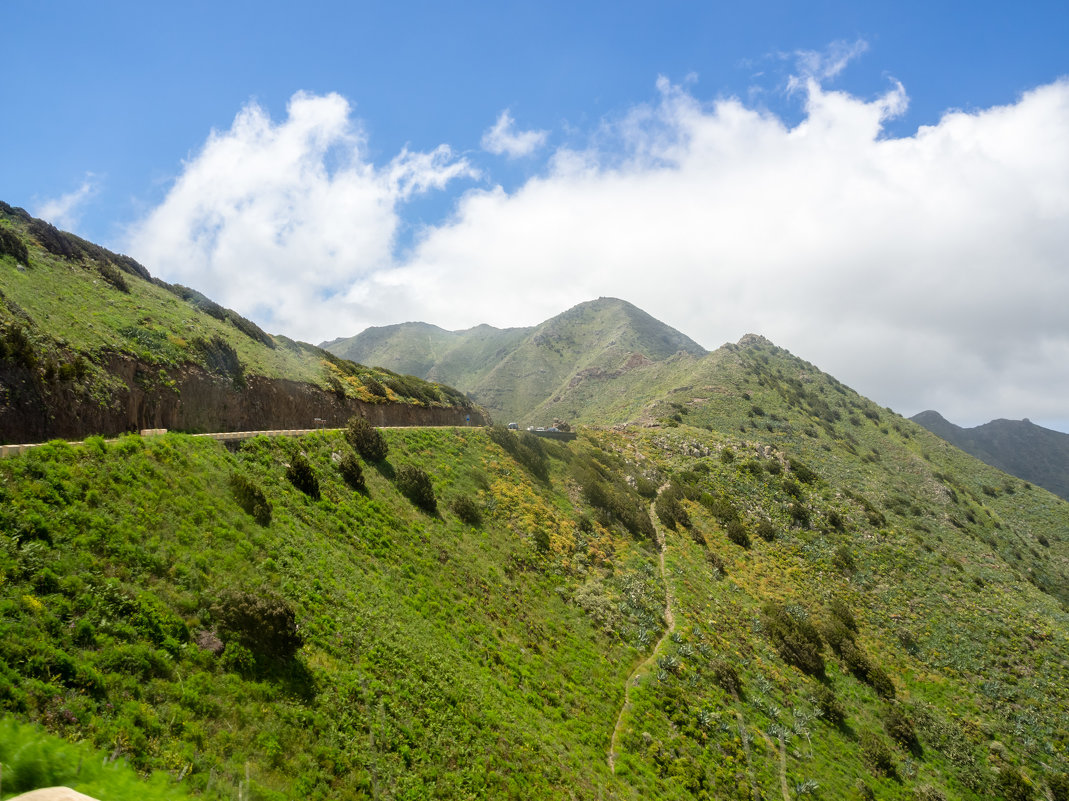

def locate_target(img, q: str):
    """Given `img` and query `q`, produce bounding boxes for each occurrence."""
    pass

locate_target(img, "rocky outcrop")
[0,355,488,443]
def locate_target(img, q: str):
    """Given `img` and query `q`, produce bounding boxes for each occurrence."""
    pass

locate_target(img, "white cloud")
[481,110,549,158]
[789,39,870,88]
[36,177,96,230]
[126,92,475,337]
[391,77,1069,429]
[128,75,1069,430]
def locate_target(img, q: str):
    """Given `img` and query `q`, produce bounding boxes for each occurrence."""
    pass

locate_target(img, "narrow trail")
[758,730,791,801]
[735,695,761,801]
[608,491,676,773]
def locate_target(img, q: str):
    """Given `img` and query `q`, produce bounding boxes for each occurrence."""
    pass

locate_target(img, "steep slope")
[0,202,485,441]
[912,410,1069,501]
[323,297,706,423]
[1,335,1067,799]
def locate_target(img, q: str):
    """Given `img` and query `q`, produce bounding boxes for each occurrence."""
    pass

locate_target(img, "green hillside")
[912,411,1069,502]
[322,297,707,424]
[2,334,1067,799]
[0,202,480,441]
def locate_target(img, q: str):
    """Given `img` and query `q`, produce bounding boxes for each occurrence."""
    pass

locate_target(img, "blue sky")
[4,1,1069,430]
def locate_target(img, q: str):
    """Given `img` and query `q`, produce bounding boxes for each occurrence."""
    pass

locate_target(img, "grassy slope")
[0,206,468,418]
[0,716,202,800]
[0,429,652,799]
[1,363,1067,800]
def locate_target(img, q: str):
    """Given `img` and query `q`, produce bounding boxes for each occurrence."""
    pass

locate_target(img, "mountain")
[0,202,485,442]
[912,410,1069,501]
[322,297,707,424]
[2,329,1067,799]
[4,203,1069,798]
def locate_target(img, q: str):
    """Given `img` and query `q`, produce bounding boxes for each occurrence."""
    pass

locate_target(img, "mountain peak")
[323,298,708,421]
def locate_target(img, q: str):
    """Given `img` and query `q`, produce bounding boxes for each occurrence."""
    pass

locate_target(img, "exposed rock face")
[0,355,488,442]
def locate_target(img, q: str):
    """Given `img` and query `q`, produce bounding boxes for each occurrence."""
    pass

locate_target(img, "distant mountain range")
[322,297,708,424]
[911,410,1069,501]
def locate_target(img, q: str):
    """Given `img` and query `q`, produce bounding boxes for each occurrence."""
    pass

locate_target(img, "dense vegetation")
[1,335,1067,799]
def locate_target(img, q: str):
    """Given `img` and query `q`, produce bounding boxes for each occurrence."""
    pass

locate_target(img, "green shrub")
[193,334,244,384]
[885,703,920,754]
[98,642,174,680]
[762,601,825,677]
[634,474,659,498]
[839,640,896,698]
[230,472,272,526]
[396,465,436,513]
[821,617,855,655]
[338,451,366,491]
[97,261,130,292]
[572,453,655,541]
[756,519,776,542]
[726,519,750,549]
[859,730,896,777]
[363,376,389,398]
[0,227,29,263]
[488,425,549,481]
[828,597,858,632]
[211,590,302,660]
[451,494,482,526]
[706,550,727,576]
[994,767,1036,801]
[700,492,740,524]
[740,458,763,476]
[655,485,690,530]
[710,659,742,696]
[788,458,818,484]
[832,544,856,575]
[814,684,845,725]
[789,501,811,526]
[220,641,256,673]
[346,416,388,462]
[286,453,320,500]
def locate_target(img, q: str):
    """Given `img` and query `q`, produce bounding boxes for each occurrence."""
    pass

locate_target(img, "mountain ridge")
[911,410,1069,501]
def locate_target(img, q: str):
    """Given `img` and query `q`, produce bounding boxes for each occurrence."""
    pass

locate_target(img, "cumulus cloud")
[36,177,96,230]
[481,110,549,157]
[128,74,1069,430]
[126,91,475,336]
[389,78,1069,428]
